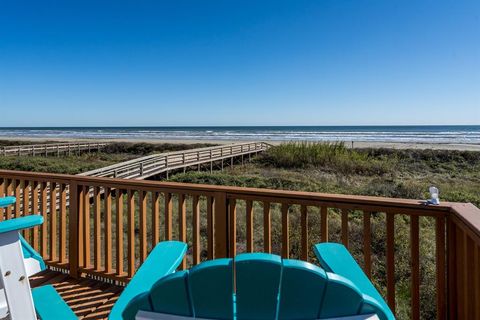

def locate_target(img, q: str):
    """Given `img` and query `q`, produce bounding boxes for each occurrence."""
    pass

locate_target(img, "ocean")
[0,126,479,144]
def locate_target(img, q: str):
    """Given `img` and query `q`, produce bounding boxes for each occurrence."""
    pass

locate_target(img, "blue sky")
[1,1,479,126]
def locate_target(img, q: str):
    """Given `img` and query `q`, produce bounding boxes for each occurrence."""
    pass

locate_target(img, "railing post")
[213,191,229,258]
[68,181,81,278]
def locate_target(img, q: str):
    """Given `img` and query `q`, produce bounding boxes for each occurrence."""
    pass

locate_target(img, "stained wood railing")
[1,141,108,156]
[0,169,479,319]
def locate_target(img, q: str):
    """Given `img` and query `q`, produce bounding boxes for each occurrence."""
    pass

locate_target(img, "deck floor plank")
[30,270,123,319]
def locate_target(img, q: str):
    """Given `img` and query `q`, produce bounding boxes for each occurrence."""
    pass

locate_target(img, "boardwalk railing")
[0,169,479,319]
[79,142,270,179]
[1,141,108,156]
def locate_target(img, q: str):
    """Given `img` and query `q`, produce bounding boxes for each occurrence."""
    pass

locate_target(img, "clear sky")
[1,1,479,126]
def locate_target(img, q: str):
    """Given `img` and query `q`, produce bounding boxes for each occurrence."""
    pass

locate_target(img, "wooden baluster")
[83,186,91,268]
[178,194,186,269]
[49,182,58,262]
[282,203,290,258]
[363,211,372,278]
[93,187,101,271]
[104,187,112,273]
[32,181,39,251]
[229,198,237,258]
[127,190,136,277]
[59,184,67,263]
[207,196,214,259]
[386,213,395,314]
[410,215,420,320]
[246,200,253,253]
[193,195,200,265]
[435,216,446,320]
[14,180,21,218]
[116,190,124,275]
[139,191,147,263]
[40,182,48,257]
[320,206,328,242]
[0,179,4,221]
[23,180,30,240]
[264,201,271,253]
[152,192,160,245]
[5,179,12,219]
[301,205,308,261]
[341,209,349,248]
[165,192,172,240]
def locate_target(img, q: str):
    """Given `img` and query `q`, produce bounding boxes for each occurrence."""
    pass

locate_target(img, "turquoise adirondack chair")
[122,253,394,320]
[0,196,394,320]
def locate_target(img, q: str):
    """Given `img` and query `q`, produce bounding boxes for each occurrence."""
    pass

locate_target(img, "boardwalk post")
[57,146,60,157]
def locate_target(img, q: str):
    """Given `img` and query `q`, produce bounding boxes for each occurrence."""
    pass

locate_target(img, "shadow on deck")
[30,270,123,319]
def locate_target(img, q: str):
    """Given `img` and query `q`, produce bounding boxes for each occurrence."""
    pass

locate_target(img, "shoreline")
[0,136,479,151]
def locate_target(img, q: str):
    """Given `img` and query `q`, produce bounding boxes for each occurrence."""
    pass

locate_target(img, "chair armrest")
[0,196,16,208]
[314,243,394,320]
[110,241,188,320]
[0,215,44,234]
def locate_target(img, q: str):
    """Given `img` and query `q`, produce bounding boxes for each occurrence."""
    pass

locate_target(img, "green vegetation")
[169,142,480,319]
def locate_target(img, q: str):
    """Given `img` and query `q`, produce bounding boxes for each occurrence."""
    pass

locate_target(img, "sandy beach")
[0,136,479,151]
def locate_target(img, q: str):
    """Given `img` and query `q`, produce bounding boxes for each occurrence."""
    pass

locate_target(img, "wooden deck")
[30,270,123,319]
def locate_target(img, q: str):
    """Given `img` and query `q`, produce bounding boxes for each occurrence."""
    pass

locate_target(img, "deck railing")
[0,169,479,319]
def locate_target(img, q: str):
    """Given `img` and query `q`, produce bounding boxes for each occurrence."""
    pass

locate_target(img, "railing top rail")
[0,169,454,214]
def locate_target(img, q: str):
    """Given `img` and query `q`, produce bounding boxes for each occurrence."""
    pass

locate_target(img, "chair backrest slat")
[189,259,234,319]
[235,253,282,320]
[149,271,193,317]
[319,273,364,319]
[278,259,327,319]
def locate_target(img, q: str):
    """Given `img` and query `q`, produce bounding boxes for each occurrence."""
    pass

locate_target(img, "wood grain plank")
[363,211,372,278]
[50,182,58,262]
[104,188,112,273]
[93,187,101,271]
[139,191,147,263]
[178,194,187,269]
[164,192,172,241]
[229,198,237,258]
[151,192,159,245]
[127,190,136,277]
[116,190,124,275]
[59,184,67,263]
[193,195,200,265]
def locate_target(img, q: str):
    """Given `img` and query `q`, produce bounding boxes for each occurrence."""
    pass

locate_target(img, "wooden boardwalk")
[1,141,108,157]
[30,269,123,319]
[79,141,270,179]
